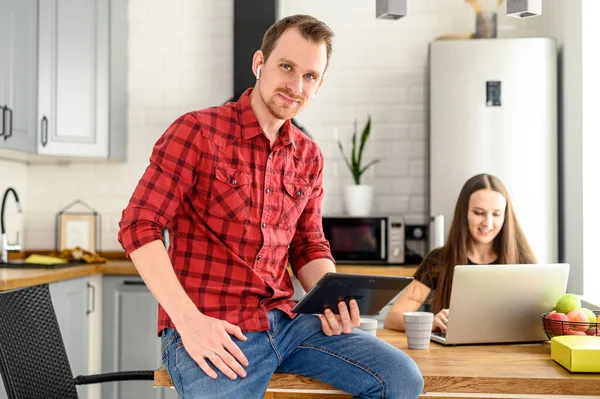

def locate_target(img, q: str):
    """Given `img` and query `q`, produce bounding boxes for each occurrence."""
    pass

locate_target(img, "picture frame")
[59,213,97,252]
[55,199,101,253]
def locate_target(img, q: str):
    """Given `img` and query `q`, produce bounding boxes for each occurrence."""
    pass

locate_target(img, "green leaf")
[357,115,372,171]
[338,115,380,185]
[337,140,354,174]
[359,159,380,176]
[350,120,358,176]
[353,167,361,184]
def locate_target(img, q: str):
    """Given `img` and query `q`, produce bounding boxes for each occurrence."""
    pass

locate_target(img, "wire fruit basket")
[541,310,600,339]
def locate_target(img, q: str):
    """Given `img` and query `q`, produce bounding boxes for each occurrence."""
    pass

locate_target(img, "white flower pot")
[344,185,374,216]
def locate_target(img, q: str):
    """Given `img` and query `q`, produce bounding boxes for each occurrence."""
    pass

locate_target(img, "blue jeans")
[161,310,424,399]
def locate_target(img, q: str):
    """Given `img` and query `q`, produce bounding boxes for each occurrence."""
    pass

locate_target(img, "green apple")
[580,308,597,324]
[555,293,581,314]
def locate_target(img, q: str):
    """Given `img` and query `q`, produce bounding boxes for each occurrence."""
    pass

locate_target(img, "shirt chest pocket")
[208,166,253,221]
[280,178,311,230]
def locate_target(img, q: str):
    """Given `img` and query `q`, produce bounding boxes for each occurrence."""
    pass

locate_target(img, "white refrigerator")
[429,38,558,263]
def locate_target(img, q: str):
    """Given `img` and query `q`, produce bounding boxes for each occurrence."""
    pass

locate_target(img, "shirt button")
[268,154,273,159]
[262,222,267,228]
[265,188,270,194]
[231,179,237,185]
[257,255,262,260]
[295,191,301,197]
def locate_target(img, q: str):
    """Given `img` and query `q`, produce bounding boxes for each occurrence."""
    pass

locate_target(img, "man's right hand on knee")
[178,313,249,380]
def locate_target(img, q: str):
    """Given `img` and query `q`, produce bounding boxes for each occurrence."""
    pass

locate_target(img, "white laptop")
[430,263,570,345]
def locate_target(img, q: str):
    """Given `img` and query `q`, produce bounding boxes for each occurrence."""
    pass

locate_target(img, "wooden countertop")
[156,329,600,397]
[98,261,139,275]
[0,261,137,291]
[336,265,417,276]
[0,261,417,291]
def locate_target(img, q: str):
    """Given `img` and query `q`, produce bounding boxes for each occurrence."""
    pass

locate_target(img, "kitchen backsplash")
[23,0,544,250]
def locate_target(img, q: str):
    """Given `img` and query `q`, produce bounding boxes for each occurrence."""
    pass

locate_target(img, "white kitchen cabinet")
[0,0,38,154]
[50,276,101,399]
[102,276,178,399]
[37,0,127,160]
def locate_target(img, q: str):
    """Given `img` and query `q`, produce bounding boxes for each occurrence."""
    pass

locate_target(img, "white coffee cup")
[403,311,434,349]
[358,317,378,336]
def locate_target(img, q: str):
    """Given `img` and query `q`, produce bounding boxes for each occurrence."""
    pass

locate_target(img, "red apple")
[544,312,568,335]
[585,327,599,336]
[566,330,587,336]
[567,310,590,331]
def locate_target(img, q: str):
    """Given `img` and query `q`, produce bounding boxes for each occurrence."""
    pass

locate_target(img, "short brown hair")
[260,15,334,72]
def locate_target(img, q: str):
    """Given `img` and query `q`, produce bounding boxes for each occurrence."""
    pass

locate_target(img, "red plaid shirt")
[118,88,334,333]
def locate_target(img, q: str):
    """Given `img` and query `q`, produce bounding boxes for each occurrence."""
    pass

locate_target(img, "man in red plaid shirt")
[119,14,423,399]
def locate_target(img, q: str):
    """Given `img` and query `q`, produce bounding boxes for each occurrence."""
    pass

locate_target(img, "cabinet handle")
[4,107,13,140]
[122,280,146,286]
[87,282,96,315]
[41,116,48,147]
[0,106,5,137]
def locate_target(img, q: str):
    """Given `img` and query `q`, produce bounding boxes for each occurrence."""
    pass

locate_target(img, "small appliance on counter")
[322,215,405,264]
[428,215,445,251]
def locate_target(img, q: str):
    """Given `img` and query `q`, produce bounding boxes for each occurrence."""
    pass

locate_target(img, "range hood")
[233,0,276,99]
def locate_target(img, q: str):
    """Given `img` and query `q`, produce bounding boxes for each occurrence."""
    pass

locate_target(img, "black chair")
[0,284,154,398]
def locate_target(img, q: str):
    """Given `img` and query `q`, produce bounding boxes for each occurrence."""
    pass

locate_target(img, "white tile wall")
[0,160,27,249]
[277,0,543,218]
[23,0,544,250]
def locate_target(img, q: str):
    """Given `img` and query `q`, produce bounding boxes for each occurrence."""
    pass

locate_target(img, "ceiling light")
[376,0,407,20]
[506,0,542,18]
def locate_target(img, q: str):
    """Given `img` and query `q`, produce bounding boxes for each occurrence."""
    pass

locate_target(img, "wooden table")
[334,265,417,277]
[155,329,600,398]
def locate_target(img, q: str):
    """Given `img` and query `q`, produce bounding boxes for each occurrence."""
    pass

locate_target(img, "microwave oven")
[322,216,405,264]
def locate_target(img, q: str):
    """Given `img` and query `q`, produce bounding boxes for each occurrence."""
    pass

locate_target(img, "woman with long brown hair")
[384,173,537,332]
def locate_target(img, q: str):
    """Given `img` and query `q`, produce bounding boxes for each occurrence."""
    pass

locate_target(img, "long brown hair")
[431,174,537,312]
[261,15,334,72]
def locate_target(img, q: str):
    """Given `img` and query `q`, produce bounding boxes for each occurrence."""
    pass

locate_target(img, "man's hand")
[178,314,249,380]
[432,309,449,332]
[318,299,361,336]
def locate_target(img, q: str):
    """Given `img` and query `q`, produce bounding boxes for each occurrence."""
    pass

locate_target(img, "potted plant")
[336,115,380,216]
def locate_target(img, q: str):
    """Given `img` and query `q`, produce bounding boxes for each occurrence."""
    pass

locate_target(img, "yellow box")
[551,335,600,372]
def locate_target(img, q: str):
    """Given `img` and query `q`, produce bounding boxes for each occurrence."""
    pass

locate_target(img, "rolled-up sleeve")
[118,113,201,256]
[288,154,335,275]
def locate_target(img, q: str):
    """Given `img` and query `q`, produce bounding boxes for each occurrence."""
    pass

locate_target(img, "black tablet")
[291,272,413,315]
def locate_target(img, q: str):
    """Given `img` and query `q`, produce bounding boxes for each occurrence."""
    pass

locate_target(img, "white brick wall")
[278,0,542,219]
[23,0,544,250]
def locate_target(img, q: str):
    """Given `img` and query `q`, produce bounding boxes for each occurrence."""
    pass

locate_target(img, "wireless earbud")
[256,65,262,80]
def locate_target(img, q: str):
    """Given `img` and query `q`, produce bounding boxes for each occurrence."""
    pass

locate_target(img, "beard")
[260,86,306,120]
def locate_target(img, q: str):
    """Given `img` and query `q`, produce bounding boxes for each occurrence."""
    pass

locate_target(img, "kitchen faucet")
[1,187,22,263]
